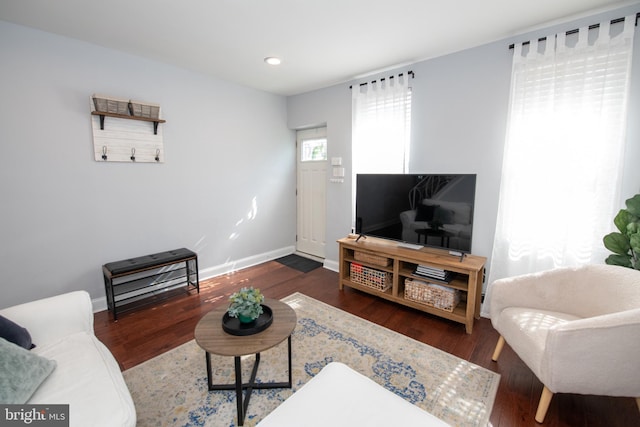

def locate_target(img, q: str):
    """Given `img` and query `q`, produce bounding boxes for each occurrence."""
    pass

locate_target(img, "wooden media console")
[338,236,486,333]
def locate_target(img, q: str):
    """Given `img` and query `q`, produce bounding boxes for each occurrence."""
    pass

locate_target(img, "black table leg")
[235,356,244,426]
[204,336,293,426]
[206,352,213,389]
[287,335,292,385]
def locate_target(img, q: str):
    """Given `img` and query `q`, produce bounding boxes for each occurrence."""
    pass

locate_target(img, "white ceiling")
[0,0,636,96]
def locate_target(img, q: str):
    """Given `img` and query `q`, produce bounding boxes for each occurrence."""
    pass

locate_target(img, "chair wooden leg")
[491,335,505,362]
[535,386,554,423]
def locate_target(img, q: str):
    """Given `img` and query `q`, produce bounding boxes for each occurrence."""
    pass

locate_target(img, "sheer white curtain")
[351,73,412,228]
[483,16,635,316]
[352,74,412,175]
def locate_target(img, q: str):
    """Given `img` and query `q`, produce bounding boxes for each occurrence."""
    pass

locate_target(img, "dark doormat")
[276,254,322,273]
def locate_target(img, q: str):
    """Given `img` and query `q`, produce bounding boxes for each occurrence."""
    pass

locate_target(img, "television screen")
[355,174,477,253]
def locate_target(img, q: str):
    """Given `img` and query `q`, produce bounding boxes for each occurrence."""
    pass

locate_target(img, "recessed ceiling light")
[264,57,282,66]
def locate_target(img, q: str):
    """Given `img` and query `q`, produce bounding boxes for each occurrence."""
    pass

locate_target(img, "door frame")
[296,127,327,259]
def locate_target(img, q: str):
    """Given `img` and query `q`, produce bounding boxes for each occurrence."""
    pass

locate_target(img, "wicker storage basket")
[92,94,130,115]
[404,279,460,312]
[129,100,160,119]
[350,263,391,291]
[354,251,391,267]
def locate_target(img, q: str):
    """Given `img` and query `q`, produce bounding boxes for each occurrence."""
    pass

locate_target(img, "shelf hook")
[130,147,136,162]
[155,149,160,162]
[101,146,108,161]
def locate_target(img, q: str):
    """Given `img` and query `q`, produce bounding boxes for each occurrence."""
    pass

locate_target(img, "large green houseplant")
[603,194,640,270]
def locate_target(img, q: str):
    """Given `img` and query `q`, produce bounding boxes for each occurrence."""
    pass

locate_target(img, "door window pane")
[301,138,327,161]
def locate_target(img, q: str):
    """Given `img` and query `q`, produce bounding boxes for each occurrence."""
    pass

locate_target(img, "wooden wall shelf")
[91,111,166,135]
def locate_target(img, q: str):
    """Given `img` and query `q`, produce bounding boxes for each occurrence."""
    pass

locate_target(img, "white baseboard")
[323,259,339,272]
[93,297,109,313]
[91,245,330,313]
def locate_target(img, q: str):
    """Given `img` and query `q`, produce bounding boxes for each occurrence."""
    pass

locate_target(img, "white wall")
[288,4,640,287]
[3,5,640,309]
[0,21,296,308]
[287,85,352,265]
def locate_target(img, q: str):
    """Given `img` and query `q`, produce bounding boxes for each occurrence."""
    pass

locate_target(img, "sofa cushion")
[0,337,56,404]
[257,362,449,427]
[496,307,580,377]
[104,247,195,276]
[0,315,34,349]
[29,331,136,427]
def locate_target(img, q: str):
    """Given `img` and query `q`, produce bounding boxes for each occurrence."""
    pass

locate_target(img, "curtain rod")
[349,71,414,89]
[508,12,640,49]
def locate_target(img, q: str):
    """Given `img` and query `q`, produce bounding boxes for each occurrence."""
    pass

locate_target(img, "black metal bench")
[102,248,199,320]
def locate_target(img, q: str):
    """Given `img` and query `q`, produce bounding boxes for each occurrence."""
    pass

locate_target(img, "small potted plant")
[227,287,265,323]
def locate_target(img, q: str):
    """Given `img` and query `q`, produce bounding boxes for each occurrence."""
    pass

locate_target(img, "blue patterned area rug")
[123,293,499,427]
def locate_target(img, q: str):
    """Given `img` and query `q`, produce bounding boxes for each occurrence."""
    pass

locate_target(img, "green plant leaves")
[604,232,630,255]
[227,287,264,319]
[604,193,640,270]
[614,210,630,233]
[630,233,640,253]
[625,194,640,216]
[615,209,640,234]
[605,254,633,268]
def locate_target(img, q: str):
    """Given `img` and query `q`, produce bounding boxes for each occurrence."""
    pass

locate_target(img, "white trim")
[294,251,324,263]
[323,259,339,272]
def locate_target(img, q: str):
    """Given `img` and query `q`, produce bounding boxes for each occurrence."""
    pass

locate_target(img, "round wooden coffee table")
[194,298,297,426]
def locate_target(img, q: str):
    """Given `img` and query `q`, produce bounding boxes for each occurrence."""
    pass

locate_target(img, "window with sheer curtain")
[483,16,636,315]
[351,73,412,175]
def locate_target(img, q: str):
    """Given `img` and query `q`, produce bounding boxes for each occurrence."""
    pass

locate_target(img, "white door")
[296,127,327,258]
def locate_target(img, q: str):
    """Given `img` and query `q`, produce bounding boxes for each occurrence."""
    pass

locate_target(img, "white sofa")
[0,291,136,427]
[399,198,472,250]
[257,362,450,427]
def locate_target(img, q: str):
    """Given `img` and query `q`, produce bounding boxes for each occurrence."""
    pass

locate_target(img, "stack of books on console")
[413,265,453,283]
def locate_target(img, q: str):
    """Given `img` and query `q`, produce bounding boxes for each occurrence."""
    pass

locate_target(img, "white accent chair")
[489,264,640,423]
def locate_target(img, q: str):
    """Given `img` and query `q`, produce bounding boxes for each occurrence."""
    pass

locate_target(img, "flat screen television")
[355,174,477,253]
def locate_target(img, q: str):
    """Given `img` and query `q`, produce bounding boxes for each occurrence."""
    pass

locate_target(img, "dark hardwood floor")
[94,261,639,427]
